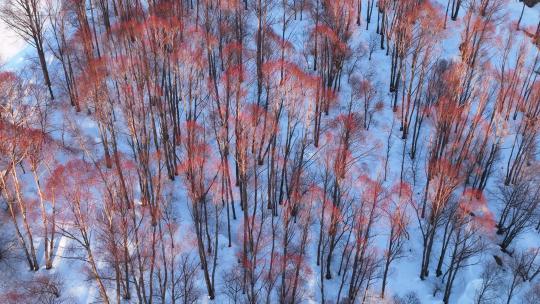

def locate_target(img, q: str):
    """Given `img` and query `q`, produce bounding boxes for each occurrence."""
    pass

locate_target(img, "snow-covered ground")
[1,0,540,303]
[0,19,25,65]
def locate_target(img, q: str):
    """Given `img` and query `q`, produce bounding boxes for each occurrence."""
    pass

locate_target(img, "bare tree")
[1,0,54,99]
[496,173,540,253]
[441,199,490,304]
[505,250,531,304]
[474,260,504,304]
[381,193,410,298]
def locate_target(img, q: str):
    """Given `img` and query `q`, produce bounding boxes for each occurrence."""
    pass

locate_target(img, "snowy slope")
[1,0,540,304]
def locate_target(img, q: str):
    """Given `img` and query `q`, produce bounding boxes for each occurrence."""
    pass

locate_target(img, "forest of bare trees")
[1,0,540,303]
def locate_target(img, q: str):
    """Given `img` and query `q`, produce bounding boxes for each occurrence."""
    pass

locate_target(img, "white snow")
[1,0,540,303]
[0,19,25,65]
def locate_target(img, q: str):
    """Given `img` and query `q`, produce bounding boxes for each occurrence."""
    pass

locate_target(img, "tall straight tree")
[1,0,54,100]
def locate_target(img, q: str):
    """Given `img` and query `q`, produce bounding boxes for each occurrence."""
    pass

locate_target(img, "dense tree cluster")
[1,0,540,303]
